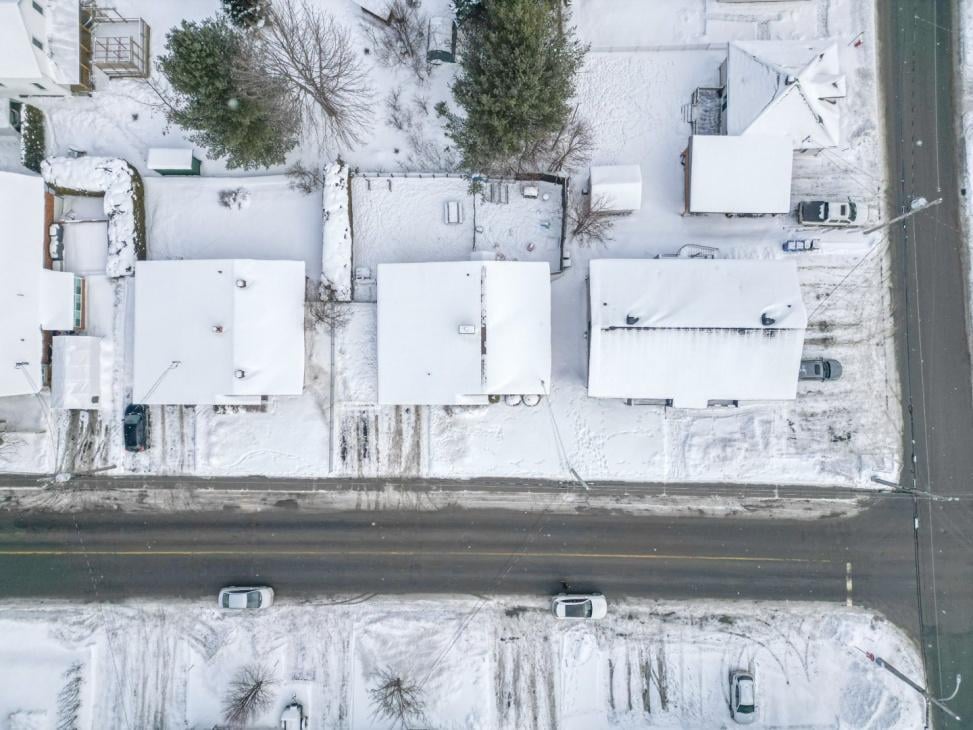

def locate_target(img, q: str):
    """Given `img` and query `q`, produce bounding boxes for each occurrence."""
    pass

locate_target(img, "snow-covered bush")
[41,157,145,276]
[218,187,251,210]
[20,105,45,173]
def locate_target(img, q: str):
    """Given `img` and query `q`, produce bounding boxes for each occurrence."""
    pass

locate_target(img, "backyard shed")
[51,335,102,409]
[587,258,807,407]
[427,17,456,63]
[684,134,793,214]
[147,148,201,176]
[590,165,643,213]
[377,261,551,405]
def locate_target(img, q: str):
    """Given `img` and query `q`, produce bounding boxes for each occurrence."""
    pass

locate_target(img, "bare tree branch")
[222,663,276,728]
[570,194,615,246]
[362,0,432,82]
[237,0,373,149]
[369,668,426,729]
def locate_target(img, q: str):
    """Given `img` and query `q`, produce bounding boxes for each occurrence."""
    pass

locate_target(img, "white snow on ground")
[957,2,973,371]
[0,599,923,729]
[322,161,352,301]
[0,0,900,489]
[143,175,324,279]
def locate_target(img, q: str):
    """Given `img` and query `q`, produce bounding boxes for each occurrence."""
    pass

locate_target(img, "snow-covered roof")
[590,165,643,212]
[133,260,306,405]
[51,335,101,409]
[147,148,196,171]
[686,135,793,214]
[0,171,77,397]
[62,220,108,274]
[726,40,846,149]
[587,259,807,407]
[0,0,79,86]
[377,261,552,405]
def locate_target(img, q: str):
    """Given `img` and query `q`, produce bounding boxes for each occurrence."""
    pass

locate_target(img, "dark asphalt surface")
[883,1,973,726]
[0,497,931,635]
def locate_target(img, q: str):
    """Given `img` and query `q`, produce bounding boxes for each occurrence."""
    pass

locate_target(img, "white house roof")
[590,165,643,212]
[0,0,80,85]
[377,261,551,405]
[587,259,807,408]
[687,135,793,214]
[726,40,846,149]
[51,335,101,409]
[0,171,46,397]
[133,260,306,405]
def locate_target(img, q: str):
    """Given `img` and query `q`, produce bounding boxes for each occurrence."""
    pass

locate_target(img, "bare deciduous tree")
[369,668,426,729]
[363,0,432,82]
[286,161,325,194]
[237,0,373,148]
[222,663,276,727]
[520,107,594,175]
[570,194,615,246]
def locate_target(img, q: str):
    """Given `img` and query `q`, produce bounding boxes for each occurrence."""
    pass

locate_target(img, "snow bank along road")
[882,1,973,727]
[0,497,949,642]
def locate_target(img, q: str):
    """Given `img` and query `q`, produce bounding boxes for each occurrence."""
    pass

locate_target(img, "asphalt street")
[0,497,928,635]
[882,1,973,726]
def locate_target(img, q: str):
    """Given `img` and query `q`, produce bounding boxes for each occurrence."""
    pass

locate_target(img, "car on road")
[218,586,275,610]
[799,358,843,381]
[729,670,756,724]
[782,238,819,252]
[123,404,148,452]
[551,593,608,620]
[797,199,859,226]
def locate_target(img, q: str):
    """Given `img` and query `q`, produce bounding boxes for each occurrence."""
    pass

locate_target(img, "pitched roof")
[377,261,552,405]
[0,0,79,85]
[587,259,807,407]
[687,134,793,214]
[726,40,846,149]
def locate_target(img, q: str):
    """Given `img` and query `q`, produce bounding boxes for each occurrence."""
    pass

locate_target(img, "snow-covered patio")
[0,599,923,729]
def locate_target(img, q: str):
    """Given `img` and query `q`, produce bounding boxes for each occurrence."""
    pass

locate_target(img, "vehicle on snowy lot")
[218,586,275,610]
[123,403,148,452]
[729,670,756,724]
[551,593,608,620]
[280,698,308,729]
[781,238,819,252]
[799,358,843,381]
[797,199,859,226]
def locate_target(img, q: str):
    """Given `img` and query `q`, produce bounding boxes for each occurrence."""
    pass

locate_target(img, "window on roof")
[32,1,44,15]
[32,36,44,50]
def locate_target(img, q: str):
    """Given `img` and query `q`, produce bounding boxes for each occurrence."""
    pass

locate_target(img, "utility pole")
[863,196,942,234]
[858,649,961,722]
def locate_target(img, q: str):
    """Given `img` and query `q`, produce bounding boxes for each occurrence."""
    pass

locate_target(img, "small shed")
[427,17,456,64]
[684,134,792,215]
[590,165,642,213]
[147,148,201,176]
[51,335,102,409]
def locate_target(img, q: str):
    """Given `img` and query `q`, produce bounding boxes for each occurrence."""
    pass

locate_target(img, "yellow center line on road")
[0,548,830,563]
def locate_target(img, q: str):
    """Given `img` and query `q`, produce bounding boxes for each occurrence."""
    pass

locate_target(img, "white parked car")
[797,199,859,226]
[551,593,608,620]
[730,670,756,724]
[218,586,275,610]
[280,699,308,729]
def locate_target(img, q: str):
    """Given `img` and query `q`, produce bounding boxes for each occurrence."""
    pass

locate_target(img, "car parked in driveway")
[551,593,608,620]
[782,238,819,252]
[798,199,859,226]
[218,586,275,610]
[123,404,148,452]
[730,670,756,724]
[799,358,843,381]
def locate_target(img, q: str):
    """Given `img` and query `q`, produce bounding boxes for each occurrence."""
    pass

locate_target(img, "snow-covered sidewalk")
[0,598,923,729]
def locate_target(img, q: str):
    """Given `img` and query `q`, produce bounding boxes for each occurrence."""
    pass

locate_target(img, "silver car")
[730,670,756,724]
[218,586,275,610]
[799,358,843,381]
[551,593,608,620]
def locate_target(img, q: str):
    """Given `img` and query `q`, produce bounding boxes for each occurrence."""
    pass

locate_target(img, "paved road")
[883,1,973,725]
[0,497,936,634]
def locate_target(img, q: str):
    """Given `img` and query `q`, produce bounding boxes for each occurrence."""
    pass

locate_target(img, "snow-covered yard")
[0,599,923,729]
[0,0,901,488]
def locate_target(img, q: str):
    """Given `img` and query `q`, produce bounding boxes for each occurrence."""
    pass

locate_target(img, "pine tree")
[441,0,586,173]
[158,18,298,170]
[222,0,267,28]
[451,0,483,25]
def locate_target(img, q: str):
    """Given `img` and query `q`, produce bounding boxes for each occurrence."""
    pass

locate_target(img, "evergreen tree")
[222,0,267,28]
[158,18,297,170]
[441,0,586,173]
[451,0,483,25]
